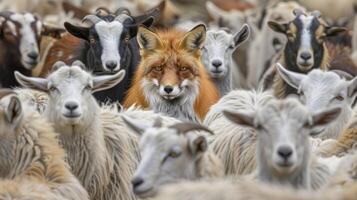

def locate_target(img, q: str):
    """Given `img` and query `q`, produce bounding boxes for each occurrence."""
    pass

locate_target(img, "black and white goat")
[260,10,349,98]
[0,11,62,88]
[43,7,160,103]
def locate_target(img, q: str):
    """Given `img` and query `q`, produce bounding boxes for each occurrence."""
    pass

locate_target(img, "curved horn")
[170,122,215,135]
[82,14,102,25]
[72,60,86,69]
[52,61,67,72]
[311,10,321,18]
[0,89,15,100]
[331,70,354,80]
[0,11,14,19]
[115,13,133,23]
[293,9,304,16]
[115,8,131,16]
[95,7,111,16]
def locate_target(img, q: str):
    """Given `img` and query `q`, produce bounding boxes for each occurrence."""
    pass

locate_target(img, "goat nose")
[65,101,79,111]
[105,61,118,71]
[300,52,312,61]
[164,86,174,94]
[131,177,144,189]
[212,60,222,68]
[277,146,293,160]
[27,52,38,60]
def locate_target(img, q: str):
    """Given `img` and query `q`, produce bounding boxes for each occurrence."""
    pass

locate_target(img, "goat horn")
[311,10,321,18]
[0,89,15,100]
[115,13,133,23]
[82,14,102,25]
[52,61,66,72]
[170,122,215,135]
[95,7,111,16]
[115,8,131,16]
[331,70,354,80]
[72,60,85,69]
[293,9,304,16]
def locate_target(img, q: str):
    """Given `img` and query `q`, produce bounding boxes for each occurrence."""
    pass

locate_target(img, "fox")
[123,24,220,122]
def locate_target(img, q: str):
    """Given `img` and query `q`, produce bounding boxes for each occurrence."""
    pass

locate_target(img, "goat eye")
[49,86,57,92]
[84,85,91,91]
[124,35,130,43]
[168,150,181,158]
[89,38,95,44]
[228,45,234,49]
[334,95,344,101]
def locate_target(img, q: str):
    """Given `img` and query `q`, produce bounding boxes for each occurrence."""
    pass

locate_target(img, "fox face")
[138,25,206,104]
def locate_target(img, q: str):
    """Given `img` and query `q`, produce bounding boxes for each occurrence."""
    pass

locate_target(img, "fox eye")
[180,66,188,71]
[154,66,163,71]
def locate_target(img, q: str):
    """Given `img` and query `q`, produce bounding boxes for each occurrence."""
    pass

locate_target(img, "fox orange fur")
[124,25,219,121]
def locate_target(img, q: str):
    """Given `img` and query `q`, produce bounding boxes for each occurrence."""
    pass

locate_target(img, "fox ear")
[180,24,206,52]
[137,26,163,51]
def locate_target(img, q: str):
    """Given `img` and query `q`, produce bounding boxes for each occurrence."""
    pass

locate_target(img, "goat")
[202,24,250,96]
[223,98,340,189]
[276,63,357,139]
[42,7,160,103]
[0,90,88,200]
[0,11,63,88]
[122,116,224,198]
[247,1,305,88]
[261,10,348,98]
[204,89,273,175]
[15,61,139,200]
[123,25,220,122]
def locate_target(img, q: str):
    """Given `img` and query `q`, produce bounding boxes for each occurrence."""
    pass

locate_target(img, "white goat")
[0,90,88,200]
[204,89,273,175]
[15,61,138,200]
[202,25,250,95]
[223,98,340,189]
[122,116,224,198]
[276,63,357,139]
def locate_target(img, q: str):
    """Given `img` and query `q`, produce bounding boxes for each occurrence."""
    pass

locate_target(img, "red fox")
[124,25,219,122]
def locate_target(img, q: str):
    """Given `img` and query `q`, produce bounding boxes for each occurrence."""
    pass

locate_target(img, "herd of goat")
[2,0,357,199]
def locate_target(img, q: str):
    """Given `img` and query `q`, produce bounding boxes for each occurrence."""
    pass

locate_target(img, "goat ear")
[347,76,357,98]
[179,24,206,52]
[92,70,126,93]
[206,1,228,21]
[325,26,346,37]
[233,24,250,47]
[6,96,23,127]
[276,63,305,90]
[42,24,66,39]
[121,115,150,136]
[137,26,163,51]
[268,21,288,34]
[309,107,341,136]
[222,109,255,128]
[64,22,90,41]
[188,135,208,155]
[14,71,48,92]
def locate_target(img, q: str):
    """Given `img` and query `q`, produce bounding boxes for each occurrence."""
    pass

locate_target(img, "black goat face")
[268,10,346,72]
[65,12,154,73]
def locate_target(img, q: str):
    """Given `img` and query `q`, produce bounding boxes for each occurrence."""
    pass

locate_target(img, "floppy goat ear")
[268,21,288,34]
[188,134,208,155]
[276,63,306,90]
[325,26,346,37]
[309,107,341,136]
[64,22,90,41]
[6,96,23,127]
[179,24,206,52]
[222,109,255,128]
[92,70,126,93]
[121,115,150,136]
[14,71,48,92]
